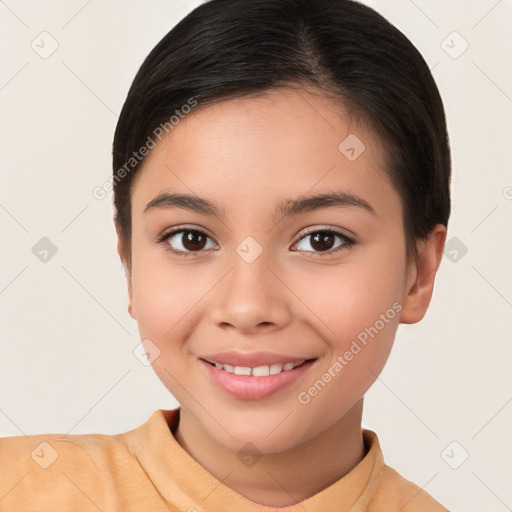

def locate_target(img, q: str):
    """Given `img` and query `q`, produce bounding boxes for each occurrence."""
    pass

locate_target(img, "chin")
[199,406,311,454]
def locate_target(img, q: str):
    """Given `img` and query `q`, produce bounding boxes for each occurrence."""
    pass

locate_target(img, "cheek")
[130,243,193,338]
[130,260,202,388]
[290,250,404,395]
[294,286,401,435]
[130,245,220,351]
[291,248,405,418]
[290,253,404,343]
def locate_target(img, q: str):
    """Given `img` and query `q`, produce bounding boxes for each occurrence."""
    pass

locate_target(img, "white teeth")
[269,364,282,375]
[234,366,252,376]
[212,360,306,376]
[252,365,270,377]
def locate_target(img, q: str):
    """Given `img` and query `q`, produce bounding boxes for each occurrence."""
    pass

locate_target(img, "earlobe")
[126,274,135,320]
[399,224,447,324]
[114,216,135,320]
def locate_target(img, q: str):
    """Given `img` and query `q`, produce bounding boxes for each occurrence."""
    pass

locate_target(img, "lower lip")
[199,358,316,400]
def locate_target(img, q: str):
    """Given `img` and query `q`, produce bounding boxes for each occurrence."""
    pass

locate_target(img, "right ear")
[114,216,135,320]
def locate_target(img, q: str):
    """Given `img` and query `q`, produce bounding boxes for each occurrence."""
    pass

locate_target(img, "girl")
[1,1,451,510]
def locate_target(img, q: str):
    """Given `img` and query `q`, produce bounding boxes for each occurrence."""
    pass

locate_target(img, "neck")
[173,400,365,507]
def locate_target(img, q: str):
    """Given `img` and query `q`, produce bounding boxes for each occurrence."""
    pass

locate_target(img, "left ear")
[399,224,447,324]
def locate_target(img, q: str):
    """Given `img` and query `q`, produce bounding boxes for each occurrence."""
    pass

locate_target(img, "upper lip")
[200,350,316,367]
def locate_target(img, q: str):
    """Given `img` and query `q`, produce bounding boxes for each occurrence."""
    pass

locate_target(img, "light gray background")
[1,1,511,510]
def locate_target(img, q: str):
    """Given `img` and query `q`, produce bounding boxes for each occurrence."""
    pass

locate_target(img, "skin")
[115,86,446,507]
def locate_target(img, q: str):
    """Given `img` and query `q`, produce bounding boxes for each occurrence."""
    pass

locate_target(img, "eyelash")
[156,225,355,258]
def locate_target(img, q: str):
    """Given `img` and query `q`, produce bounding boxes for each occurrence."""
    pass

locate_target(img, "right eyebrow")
[144,193,226,217]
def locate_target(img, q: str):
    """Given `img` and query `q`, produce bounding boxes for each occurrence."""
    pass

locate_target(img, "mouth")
[201,358,315,376]
[198,357,318,400]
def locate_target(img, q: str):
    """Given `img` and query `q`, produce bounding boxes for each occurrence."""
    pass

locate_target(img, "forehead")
[130,87,399,223]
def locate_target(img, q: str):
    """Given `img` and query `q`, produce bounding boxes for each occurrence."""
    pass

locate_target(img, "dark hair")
[112,0,451,269]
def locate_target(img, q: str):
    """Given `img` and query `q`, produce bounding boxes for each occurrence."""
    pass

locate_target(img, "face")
[122,87,419,453]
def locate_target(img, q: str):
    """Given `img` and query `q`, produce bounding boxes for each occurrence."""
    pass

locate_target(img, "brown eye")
[294,229,354,255]
[310,232,336,251]
[181,231,207,251]
[162,229,217,254]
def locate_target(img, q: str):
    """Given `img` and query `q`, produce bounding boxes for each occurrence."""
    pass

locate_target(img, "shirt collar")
[129,407,384,512]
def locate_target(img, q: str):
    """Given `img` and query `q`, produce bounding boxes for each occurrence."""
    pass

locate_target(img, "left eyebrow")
[275,191,377,221]
[143,190,377,220]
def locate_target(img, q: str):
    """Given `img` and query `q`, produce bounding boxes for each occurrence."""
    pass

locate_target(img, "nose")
[210,250,292,334]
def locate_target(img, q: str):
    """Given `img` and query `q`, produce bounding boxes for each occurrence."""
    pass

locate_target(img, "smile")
[199,357,318,400]
[203,359,307,377]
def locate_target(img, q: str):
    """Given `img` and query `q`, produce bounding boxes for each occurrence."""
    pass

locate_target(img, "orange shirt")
[0,408,449,511]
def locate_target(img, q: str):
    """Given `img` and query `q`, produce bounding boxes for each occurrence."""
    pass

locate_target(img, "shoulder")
[0,427,134,470]
[0,428,137,510]
[370,463,451,511]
